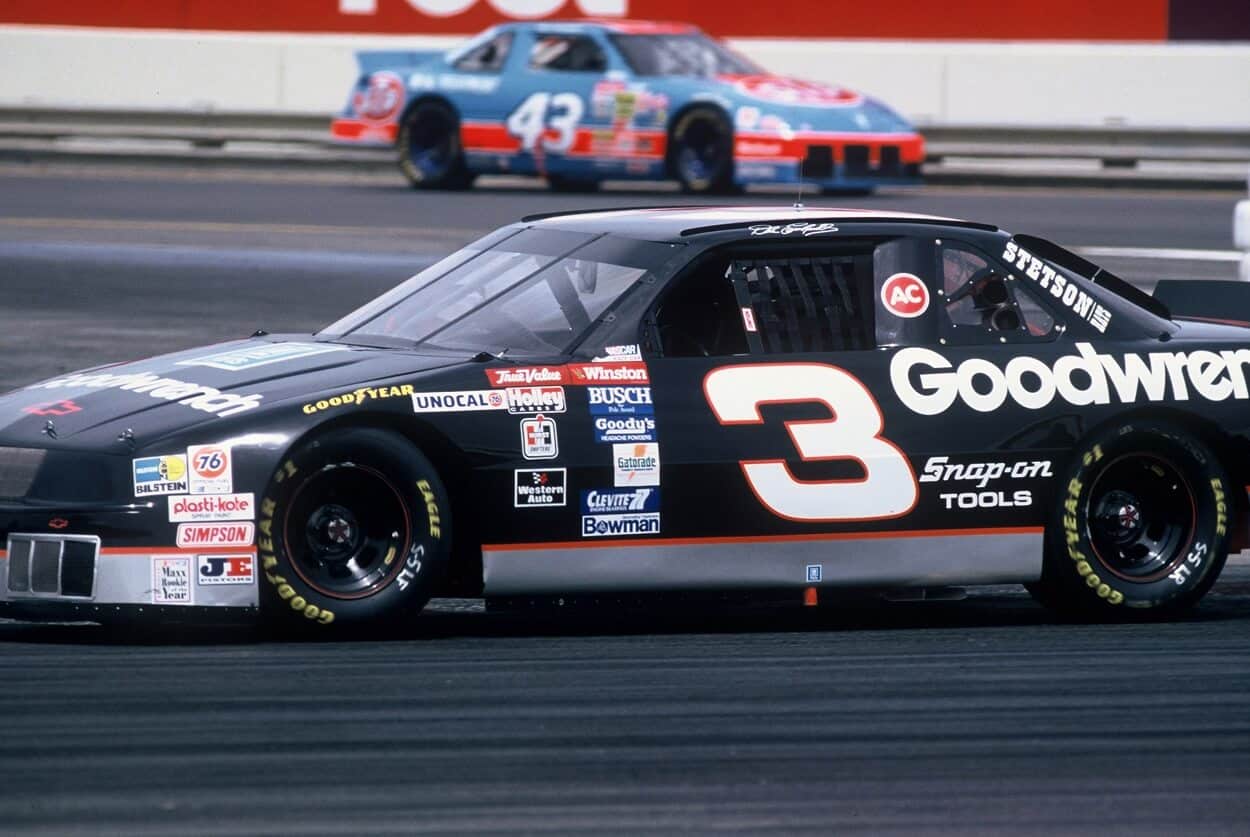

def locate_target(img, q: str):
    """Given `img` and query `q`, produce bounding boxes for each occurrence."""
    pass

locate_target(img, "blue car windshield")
[610,33,761,77]
[319,228,678,356]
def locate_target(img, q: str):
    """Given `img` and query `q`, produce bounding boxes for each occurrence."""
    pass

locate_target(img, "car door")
[496,29,611,176]
[639,231,1070,591]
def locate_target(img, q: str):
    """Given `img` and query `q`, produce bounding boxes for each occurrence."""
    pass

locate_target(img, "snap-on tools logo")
[168,493,255,523]
[891,342,1250,416]
[176,523,255,548]
[593,415,657,443]
[411,390,506,413]
[488,366,568,387]
[514,468,567,507]
[197,555,255,586]
[587,386,653,415]
[187,445,232,494]
[613,443,660,486]
[880,273,929,318]
[133,455,188,496]
[520,414,559,460]
[506,386,566,414]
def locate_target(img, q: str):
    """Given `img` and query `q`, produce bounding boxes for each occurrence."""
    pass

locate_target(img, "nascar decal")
[581,487,661,538]
[197,554,255,586]
[152,557,192,605]
[187,444,232,494]
[176,342,345,372]
[613,442,660,487]
[880,273,929,318]
[520,414,559,460]
[31,372,262,418]
[303,384,415,414]
[514,468,566,508]
[133,455,188,497]
[592,344,643,362]
[412,390,506,413]
[1002,241,1112,333]
[891,342,1250,416]
[507,386,566,414]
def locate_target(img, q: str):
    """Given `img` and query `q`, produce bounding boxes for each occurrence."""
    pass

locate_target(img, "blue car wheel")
[398,100,475,191]
[668,106,736,194]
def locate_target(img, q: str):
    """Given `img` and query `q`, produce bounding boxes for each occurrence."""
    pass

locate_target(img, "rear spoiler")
[354,49,445,76]
[1153,280,1250,327]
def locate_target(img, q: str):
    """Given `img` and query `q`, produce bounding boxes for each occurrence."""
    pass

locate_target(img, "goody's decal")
[587,386,653,415]
[581,487,660,515]
[593,415,657,443]
[176,342,345,372]
[133,455,188,496]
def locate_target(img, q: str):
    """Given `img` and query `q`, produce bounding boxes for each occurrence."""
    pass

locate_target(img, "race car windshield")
[320,229,675,356]
[610,34,762,77]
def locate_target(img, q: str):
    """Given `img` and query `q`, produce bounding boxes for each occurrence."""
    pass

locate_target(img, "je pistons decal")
[197,554,255,586]
[514,468,567,507]
[881,273,929,318]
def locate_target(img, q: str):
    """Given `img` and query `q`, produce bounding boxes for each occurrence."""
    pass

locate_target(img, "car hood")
[713,75,916,133]
[0,337,469,448]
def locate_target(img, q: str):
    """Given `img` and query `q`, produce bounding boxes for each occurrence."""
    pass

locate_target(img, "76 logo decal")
[703,363,917,521]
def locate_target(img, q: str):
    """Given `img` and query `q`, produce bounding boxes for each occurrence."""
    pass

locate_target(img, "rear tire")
[397,100,475,190]
[547,174,600,193]
[1031,419,1230,618]
[258,427,451,630]
[667,107,736,194]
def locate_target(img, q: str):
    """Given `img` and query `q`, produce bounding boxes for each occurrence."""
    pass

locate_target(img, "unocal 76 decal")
[703,363,917,522]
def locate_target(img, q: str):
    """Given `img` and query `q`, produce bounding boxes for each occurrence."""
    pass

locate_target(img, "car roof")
[520,205,999,241]
[520,19,700,36]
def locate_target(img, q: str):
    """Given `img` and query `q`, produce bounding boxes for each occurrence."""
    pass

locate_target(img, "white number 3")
[704,363,918,522]
[506,92,584,153]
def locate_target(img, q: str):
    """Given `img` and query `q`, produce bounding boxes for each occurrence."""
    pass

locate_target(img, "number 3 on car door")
[506,92,584,153]
[704,363,918,522]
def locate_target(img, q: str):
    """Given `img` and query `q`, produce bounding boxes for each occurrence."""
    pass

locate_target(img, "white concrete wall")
[2,24,1249,127]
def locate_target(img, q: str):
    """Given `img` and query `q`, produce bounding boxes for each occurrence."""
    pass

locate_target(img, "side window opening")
[652,245,875,357]
[529,35,608,73]
[939,241,1056,344]
[453,32,513,72]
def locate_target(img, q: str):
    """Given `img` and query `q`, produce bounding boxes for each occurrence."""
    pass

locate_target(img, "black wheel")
[667,107,735,194]
[547,174,600,193]
[1031,419,1231,617]
[397,100,475,190]
[258,427,451,629]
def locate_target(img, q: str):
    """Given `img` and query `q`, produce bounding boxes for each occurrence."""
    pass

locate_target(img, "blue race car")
[331,19,924,194]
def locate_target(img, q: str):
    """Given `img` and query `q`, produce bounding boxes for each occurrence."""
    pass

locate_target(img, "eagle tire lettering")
[1036,419,1230,617]
[258,427,451,630]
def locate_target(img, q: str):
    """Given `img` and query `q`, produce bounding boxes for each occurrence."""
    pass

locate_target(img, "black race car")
[2,206,1247,629]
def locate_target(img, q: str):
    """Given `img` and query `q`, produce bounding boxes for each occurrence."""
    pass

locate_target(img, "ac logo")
[880,273,929,318]
[197,555,255,585]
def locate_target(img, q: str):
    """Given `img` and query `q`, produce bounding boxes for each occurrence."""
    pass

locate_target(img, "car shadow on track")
[3,574,1249,645]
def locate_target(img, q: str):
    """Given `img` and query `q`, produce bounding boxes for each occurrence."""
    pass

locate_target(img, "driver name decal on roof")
[1002,241,1112,333]
[748,223,839,237]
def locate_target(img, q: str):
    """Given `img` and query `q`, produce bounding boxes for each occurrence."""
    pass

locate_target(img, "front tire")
[667,107,736,194]
[397,100,475,190]
[1032,419,1231,617]
[258,427,451,629]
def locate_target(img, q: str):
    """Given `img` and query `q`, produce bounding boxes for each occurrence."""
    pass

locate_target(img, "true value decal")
[891,342,1250,415]
[1002,241,1112,333]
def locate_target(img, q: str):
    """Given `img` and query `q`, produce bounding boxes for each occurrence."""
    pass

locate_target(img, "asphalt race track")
[1,164,1249,834]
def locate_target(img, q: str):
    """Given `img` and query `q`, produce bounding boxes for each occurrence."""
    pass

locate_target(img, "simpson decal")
[176,523,255,548]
